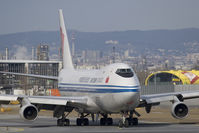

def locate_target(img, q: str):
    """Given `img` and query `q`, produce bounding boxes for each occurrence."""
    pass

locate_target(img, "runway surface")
[0,114,199,133]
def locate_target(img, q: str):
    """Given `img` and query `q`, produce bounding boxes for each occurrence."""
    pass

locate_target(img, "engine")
[171,102,188,119]
[19,104,38,121]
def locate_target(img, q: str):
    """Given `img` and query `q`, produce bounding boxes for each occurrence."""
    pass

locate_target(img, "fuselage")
[58,63,140,113]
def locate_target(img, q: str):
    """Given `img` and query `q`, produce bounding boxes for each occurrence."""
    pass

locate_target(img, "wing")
[0,71,58,80]
[140,91,199,105]
[0,94,87,107]
[139,91,199,114]
[0,94,88,119]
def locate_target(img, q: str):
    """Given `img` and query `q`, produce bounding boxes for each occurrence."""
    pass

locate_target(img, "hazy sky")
[0,0,199,34]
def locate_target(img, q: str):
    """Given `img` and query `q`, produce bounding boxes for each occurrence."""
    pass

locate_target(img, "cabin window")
[115,69,134,78]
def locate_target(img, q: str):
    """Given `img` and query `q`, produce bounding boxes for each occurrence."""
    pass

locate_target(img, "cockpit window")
[115,69,134,78]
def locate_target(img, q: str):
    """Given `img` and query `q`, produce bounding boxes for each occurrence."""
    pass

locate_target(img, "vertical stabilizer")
[59,9,74,70]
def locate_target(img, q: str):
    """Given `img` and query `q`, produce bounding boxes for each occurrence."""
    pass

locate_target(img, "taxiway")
[0,114,199,133]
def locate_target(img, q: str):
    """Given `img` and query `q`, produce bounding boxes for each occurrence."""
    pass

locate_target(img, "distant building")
[0,53,3,60]
[32,47,35,60]
[124,50,129,58]
[83,50,100,63]
[71,32,75,58]
[0,60,62,94]
[37,44,49,61]
[5,48,9,60]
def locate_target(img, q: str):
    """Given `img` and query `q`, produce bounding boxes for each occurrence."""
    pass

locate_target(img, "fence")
[141,85,199,95]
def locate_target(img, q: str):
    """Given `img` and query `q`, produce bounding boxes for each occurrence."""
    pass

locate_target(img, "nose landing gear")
[119,110,140,128]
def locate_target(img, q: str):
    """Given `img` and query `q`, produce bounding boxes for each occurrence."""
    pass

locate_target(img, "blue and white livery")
[1,9,199,127]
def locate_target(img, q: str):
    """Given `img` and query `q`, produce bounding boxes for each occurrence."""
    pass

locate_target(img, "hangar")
[145,70,199,85]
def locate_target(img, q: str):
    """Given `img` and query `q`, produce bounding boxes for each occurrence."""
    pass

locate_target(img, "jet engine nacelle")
[171,102,188,119]
[19,104,38,121]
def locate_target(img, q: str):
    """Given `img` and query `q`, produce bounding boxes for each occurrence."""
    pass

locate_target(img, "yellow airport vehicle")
[145,70,199,85]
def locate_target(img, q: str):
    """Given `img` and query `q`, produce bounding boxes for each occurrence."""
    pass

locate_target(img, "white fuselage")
[58,63,140,113]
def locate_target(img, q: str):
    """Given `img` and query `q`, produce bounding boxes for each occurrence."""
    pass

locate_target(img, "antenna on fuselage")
[59,9,74,70]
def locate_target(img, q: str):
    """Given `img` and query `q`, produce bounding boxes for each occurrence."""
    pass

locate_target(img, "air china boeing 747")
[1,9,199,127]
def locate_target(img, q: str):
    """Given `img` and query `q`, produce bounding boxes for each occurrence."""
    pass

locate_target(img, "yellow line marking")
[0,127,24,132]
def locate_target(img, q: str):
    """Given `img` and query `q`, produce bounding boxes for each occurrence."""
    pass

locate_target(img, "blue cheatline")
[58,83,140,88]
[58,87,140,93]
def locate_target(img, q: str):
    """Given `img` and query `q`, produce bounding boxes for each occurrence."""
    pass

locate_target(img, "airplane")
[1,9,199,128]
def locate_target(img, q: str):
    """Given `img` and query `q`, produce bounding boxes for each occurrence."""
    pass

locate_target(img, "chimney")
[5,48,9,60]
[32,47,34,60]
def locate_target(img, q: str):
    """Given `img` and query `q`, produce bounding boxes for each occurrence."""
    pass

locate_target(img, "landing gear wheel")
[64,119,70,126]
[107,118,113,126]
[83,118,89,126]
[132,118,138,125]
[118,119,129,128]
[124,119,129,127]
[57,118,70,126]
[118,120,123,128]
[57,119,64,126]
[125,118,138,126]
[76,118,82,126]
[100,118,113,126]
[56,112,71,126]
[126,118,131,126]
[76,118,89,126]
[100,118,106,126]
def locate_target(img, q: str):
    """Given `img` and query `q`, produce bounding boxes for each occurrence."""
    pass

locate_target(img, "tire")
[76,118,82,126]
[64,119,70,126]
[126,118,131,126]
[124,120,129,127]
[100,118,106,126]
[83,118,89,126]
[107,118,113,126]
[132,118,138,125]
[118,120,123,128]
[57,119,64,126]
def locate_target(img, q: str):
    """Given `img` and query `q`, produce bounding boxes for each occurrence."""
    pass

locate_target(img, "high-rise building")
[124,50,129,58]
[71,32,75,58]
[5,48,9,60]
[32,47,35,60]
[37,44,49,61]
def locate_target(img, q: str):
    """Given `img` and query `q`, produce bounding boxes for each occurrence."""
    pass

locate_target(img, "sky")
[0,0,199,35]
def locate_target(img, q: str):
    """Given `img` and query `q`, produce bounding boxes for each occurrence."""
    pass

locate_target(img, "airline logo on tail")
[60,27,65,57]
[59,9,74,70]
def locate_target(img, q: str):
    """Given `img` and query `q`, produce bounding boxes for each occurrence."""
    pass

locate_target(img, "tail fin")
[59,9,74,70]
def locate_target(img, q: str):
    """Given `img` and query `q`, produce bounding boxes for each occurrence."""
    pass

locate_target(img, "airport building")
[0,60,62,95]
[145,70,199,86]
